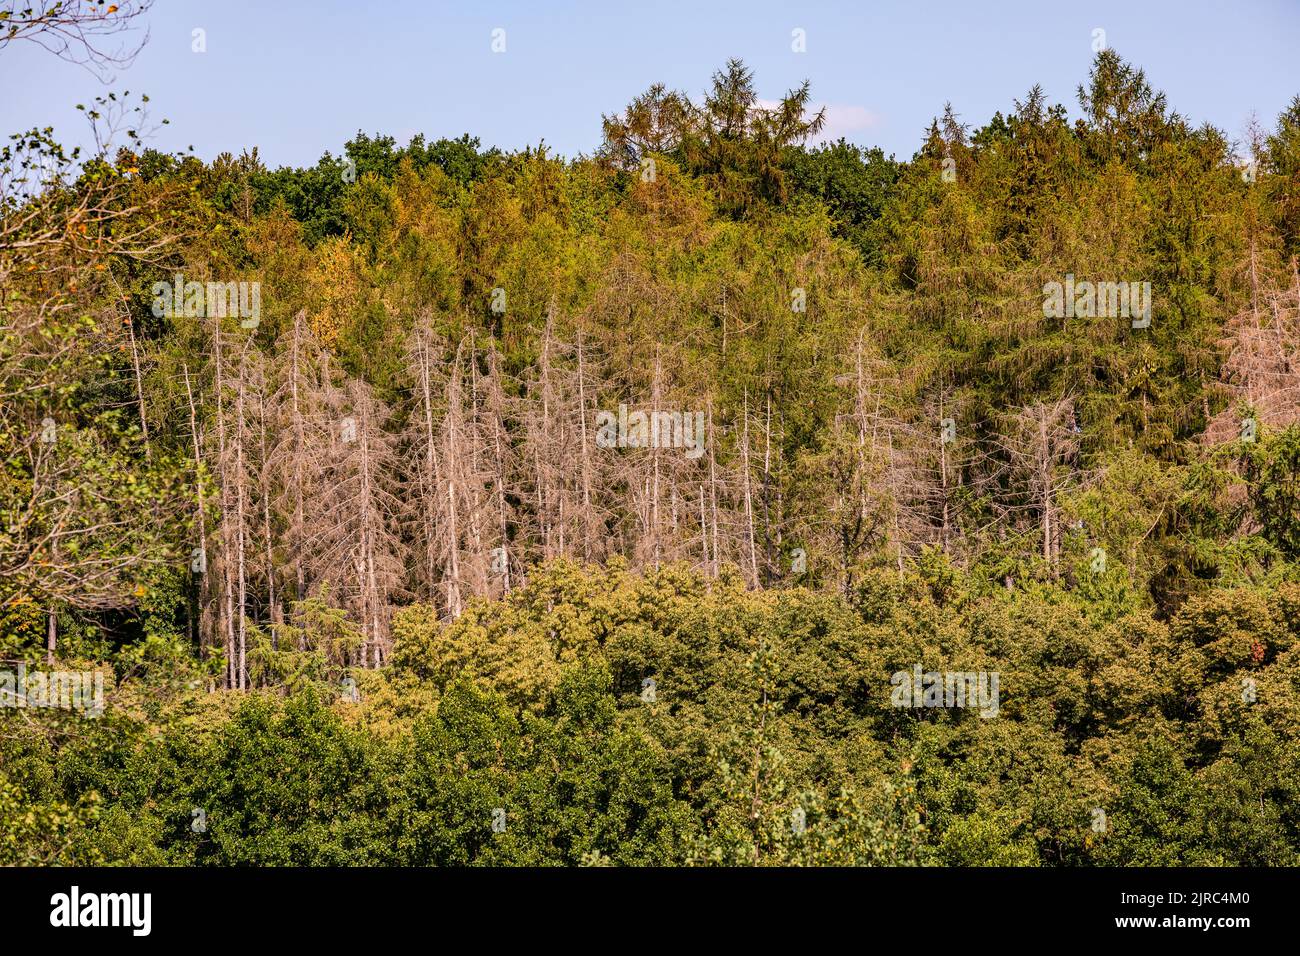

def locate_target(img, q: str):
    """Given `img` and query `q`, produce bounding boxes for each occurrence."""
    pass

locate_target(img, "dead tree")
[268,311,334,622]
[211,323,263,689]
[405,322,494,619]
[811,330,900,593]
[475,336,521,593]
[317,376,406,666]
[989,398,1082,575]
[405,311,449,606]
[518,306,613,568]
[1205,260,1300,444]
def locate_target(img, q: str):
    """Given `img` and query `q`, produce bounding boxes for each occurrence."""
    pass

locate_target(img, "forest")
[2,6,1300,865]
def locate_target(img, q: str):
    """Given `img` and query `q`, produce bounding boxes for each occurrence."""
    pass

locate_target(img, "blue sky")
[2,0,1298,167]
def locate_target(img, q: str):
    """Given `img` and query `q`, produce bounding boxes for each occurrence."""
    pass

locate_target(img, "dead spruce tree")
[1206,262,1300,444]
[211,322,267,689]
[518,307,612,567]
[880,388,979,564]
[266,311,333,627]
[601,345,710,573]
[806,331,902,593]
[405,311,448,607]
[316,375,406,667]
[989,397,1082,574]
[405,319,498,619]
[473,333,522,593]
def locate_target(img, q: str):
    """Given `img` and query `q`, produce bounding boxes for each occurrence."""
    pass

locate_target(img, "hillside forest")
[3,28,1300,865]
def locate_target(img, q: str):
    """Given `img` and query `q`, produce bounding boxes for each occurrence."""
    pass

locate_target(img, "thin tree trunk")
[213,325,237,689]
[576,329,595,562]
[235,344,248,691]
[183,363,209,666]
[126,307,150,460]
[741,393,759,587]
[259,390,276,649]
[709,402,720,578]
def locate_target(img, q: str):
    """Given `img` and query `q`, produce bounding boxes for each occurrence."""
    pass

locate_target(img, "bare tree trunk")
[576,329,595,562]
[709,402,720,578]
[650,351,663,569]
[413,319,442,602]
[235,343,249,691]
[760,392,776,585]
[698,483,709,568]
[940,397,951,553]
[258,385,276,648]
[444,386,464,618]
[741,393,759,587]
[126,306,150,459]
[1040,416,1052,568]
[213,324,237,689]
[486,349,513,592]
[289,316,308,605]
[888,431,904,578]
[183,363,210,667]
[358,411,376,665]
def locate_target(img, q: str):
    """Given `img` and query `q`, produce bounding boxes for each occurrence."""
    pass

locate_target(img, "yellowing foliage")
[307,236,361,348]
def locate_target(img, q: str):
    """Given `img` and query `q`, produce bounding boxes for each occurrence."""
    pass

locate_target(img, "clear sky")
[3,0,1298,167]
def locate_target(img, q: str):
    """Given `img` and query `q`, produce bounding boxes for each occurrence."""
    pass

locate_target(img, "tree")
[0,0,152,79]
[316,376,406,666]
[0,106,188,648]
[602,59,826,216]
